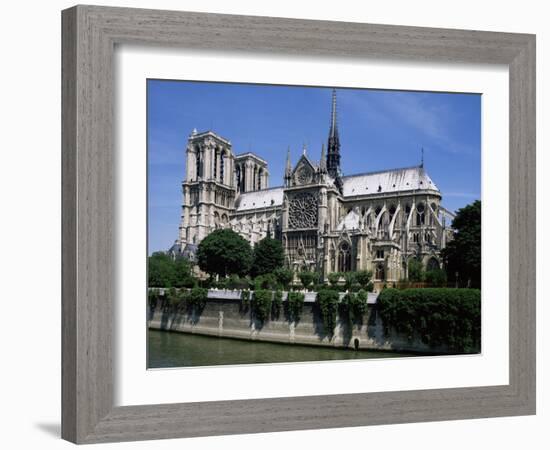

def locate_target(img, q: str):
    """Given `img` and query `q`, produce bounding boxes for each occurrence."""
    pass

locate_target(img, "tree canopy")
[442,200,481,288]
[148,252,194,288]
[251,237,284,277]
[196,229,252,277]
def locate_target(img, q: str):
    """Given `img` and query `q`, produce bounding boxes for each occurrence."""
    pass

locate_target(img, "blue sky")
[148,80,481,253]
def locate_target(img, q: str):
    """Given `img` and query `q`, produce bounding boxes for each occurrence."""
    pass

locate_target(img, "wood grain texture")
[61,4,536,444]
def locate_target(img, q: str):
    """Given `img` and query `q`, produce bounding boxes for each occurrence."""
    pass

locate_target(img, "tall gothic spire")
[319,143,327,173]
[326,88,342,182]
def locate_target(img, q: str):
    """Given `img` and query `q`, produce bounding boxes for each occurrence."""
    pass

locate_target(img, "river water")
[148,330,414,368]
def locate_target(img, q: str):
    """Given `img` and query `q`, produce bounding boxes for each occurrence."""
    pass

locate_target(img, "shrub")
[355,270,373,290]
[317,290,339,336]
[298,271,319,291]
[166,287,180,306]
[327,272,342,287]
[425,268,448,287]
[287,292,305,322]
[273,267,294,290]
[377,288,481,352]
[241,289,251,308]
[253,273,277,290]
[187,287,208,311]
[343,272,357,291]
[252,289,273,323]
[227,274,248,290]
[273,290,283,318]
[408,259,425,282]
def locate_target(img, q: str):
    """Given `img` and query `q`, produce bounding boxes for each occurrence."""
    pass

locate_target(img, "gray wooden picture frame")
[61,4,536,444]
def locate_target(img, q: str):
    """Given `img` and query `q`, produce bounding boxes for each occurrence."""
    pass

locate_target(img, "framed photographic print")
[62,5,536,444]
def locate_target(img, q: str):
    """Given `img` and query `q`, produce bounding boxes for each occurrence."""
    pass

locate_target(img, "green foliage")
[317,290,339,336]
[197,229,253,277]
[166,287,180,306]
[377,288,481,352]
[148,252,176,287]
[327,272,342,287]
[273,267,294,290]
[287,292,305,322]
[298,271,319,291]
[355,270,373,290]
[425,268,447,287]
[343,272,357,291]
[253,273,277,290]
[186,287,208,311]
[442,200,481,288]
[252,289,273,323]
[407,259,425,282]
[226,274,249,290]
[148,288,160,304]
[251,237,284,277]
[148,253,195,288]
[341,289,368,326]
[273,290,283,318]
[241,289,251,308]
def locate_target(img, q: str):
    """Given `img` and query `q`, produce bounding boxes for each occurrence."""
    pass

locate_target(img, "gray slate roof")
[342,166,439,197]
[235,186,284,212]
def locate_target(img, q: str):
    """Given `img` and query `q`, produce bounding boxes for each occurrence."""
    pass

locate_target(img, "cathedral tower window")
[213,150,218,179]
[195,147,202,179]
[220,150,225,183]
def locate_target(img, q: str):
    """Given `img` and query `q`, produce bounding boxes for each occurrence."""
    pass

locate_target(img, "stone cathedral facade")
[172,89,455,285]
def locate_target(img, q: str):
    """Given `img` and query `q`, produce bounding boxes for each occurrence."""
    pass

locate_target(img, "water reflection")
[148,330,414,368]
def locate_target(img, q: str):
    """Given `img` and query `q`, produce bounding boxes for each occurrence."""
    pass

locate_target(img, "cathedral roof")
[235,186,284,212]
[341,165,439,197]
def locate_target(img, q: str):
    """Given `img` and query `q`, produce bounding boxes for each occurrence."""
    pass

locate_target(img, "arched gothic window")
[257,168,263,190]
[220,151,225,183]
[338,242,352,272]
[213,150,218,179]
[427,257,439,271]
[195,148,202,179]
[416,202,425,225]
[236,165,241,192]
[375,263,385,281]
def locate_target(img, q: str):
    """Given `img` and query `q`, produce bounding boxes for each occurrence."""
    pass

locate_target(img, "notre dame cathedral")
[171,89,455,286]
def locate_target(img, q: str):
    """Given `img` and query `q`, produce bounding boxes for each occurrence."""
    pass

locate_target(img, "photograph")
[146,81,482,368]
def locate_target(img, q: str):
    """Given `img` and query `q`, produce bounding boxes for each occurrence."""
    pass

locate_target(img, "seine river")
[148,330,414,368]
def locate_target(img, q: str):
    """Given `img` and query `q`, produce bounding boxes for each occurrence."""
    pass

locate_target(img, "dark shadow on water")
[35,423,61,438]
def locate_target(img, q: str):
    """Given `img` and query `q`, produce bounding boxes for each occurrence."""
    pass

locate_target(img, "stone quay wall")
[148,290,454,354]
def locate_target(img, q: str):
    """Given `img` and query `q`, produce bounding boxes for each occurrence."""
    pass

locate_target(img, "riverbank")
[148,292,457,354]
[148,330,416,367]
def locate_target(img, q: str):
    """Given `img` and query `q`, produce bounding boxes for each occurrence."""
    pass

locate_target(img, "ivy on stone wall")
[317,290,339,337]
[377,288,481,352]
[252,289,272,323]
[273,290,283,318]
[287,292,305,323]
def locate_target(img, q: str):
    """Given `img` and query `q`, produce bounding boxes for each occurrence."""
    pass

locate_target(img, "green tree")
[343,272,357,291]
[251,237,284,276]
[408,259,425,282]
[425,268,447,287]
[148,252,176,287]
[173,257,195,288]
[327,272,342,288]
[196,229,252,277]
[441,200,481,288]
[355,270,373,290]
[298,271,318,291]
[273,267,294,290]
